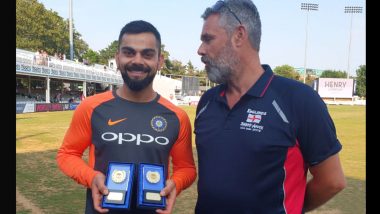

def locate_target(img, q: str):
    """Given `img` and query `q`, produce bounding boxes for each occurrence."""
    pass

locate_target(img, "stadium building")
[16,48,187,113]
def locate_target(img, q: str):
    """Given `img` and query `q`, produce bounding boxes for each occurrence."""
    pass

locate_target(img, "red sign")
[50,103,63,111]
[35,104,50,112]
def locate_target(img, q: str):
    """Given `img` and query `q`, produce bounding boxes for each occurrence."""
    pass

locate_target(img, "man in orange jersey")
[57,20,196,214]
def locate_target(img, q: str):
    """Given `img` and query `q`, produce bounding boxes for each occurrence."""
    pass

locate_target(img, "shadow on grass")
[16,200,32,214]
[16,117,34,120]
[16,149,365,214]
[16,149,87,214]
[16,132,49,141]
[16,117,37,120]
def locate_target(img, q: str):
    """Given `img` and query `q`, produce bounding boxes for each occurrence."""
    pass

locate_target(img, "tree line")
[273,65,366,97]
[16,0,209,83]
[16,0,365,97]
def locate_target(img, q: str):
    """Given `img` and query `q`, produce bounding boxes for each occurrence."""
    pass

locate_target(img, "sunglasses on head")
[212,0,242,25]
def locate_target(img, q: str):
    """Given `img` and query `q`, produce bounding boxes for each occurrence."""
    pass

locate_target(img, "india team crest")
[150,116,167,132]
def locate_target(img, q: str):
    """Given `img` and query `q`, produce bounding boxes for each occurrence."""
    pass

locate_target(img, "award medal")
[146,170,160,183]
[111,169,127,183]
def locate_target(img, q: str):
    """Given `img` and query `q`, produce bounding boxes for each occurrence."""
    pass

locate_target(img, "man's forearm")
[303,177,345,212]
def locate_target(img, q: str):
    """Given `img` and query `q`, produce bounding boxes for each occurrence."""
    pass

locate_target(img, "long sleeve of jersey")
[168,107,197,195]
[56,99,101,188]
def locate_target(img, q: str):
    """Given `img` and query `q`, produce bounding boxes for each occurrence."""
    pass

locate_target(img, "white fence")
[16,48,123,85]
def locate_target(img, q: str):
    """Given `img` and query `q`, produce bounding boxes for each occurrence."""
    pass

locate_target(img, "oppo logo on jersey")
[101,132,169,146]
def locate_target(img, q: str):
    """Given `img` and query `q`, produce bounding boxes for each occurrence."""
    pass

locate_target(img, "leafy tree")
[171,60,186,76]
[72,29,89,61]
[82,49,100,65]
[195,69,207,86]
[160,44,170,60]
[273,65,300,80]
[305,74,317,86]
[186,61,196,75]
[162,59,173,75]
[320,70,347,78]
[160,45,173,75]
[16,0,47,50]
[98,40,118,65]
[17,0,206,78]
[16,0,88,58]
[355,65,366,98]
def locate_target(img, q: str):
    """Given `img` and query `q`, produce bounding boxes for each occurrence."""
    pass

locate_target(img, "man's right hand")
[91,173,109,213]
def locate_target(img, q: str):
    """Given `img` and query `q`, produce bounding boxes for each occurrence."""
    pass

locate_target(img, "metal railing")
[16,48,123,85]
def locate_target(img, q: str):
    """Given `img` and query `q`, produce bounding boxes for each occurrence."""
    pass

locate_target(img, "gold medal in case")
[111,169,127,183]
[146,170,160,183]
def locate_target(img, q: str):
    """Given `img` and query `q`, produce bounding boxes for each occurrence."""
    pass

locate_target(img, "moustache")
[124,64,151,73]
[201,56,210,64]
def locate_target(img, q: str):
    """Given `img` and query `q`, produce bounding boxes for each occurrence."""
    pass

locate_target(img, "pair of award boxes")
[102,162,166,210]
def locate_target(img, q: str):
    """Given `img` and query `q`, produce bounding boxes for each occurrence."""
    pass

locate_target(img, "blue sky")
[38,0,365,77]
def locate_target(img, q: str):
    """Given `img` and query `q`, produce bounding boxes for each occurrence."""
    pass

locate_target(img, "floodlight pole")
[344,6,363,79]
[301,3,318,84]
[69,0,74,60]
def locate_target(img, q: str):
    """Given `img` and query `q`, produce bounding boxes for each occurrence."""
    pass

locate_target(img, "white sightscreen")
[317,78,354,98]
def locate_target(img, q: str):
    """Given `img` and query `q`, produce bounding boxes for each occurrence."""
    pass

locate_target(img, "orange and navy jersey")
[57,90,196,212]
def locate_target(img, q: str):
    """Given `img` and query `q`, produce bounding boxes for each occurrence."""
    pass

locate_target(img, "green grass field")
[16,105,365,214]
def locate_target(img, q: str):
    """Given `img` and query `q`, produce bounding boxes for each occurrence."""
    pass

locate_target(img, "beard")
[201,41,239,84]
[120,63,156,91]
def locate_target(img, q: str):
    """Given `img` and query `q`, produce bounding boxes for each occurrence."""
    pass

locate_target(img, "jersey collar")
[245,64,274,98]
[217,64,275,99]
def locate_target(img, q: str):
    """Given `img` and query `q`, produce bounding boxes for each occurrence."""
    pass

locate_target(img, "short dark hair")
[118,20,161,54]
